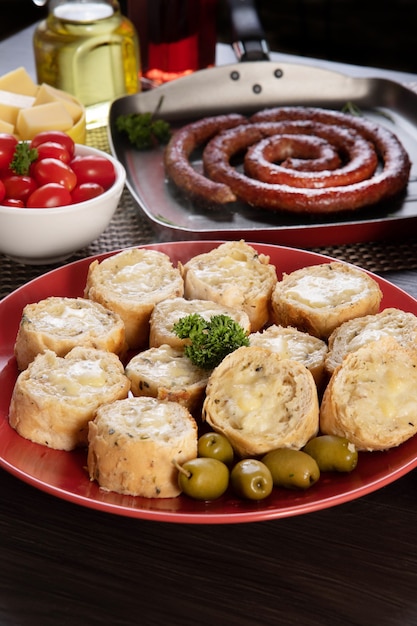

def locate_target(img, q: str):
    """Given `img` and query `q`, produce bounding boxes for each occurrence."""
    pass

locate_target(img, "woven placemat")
[2,126,417,299]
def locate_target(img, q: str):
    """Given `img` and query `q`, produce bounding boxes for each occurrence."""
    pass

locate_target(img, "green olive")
[198,432,234,465]
[303,435,358,472]
[230,459,273,500]
[177,457,229,500]
[262,448,320,490]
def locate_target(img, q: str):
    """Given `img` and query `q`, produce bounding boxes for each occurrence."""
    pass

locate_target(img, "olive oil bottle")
[33,0,140,128]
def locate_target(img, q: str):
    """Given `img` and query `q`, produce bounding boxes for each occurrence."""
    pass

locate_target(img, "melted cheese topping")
[249,326,327,372]
[41,358,109,396]
[285,272,366,308]
[98,397,194,442]
[91,250,182,301]
[343,358,417,426]
[127,346,208,388]
[212,363,300,434]
[189,251,272,290]
[28,299,116,336]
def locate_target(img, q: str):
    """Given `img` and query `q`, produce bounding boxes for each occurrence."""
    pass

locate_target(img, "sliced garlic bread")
[271,262,382,339]
[149,297,251,349]
[180,241,277,332]
[320,336,417,451]
[84,248,184,349]
[9,347,130,450]
[203,346,319,457]
[14,296,126,370]
[125,344,210,413]
[87,396,198,498]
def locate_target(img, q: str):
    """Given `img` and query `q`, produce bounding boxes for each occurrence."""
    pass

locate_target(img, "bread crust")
[320,336,417,451]
[9,347,130,450]
[249,324,328,388]
[202,346,319,457]
[325,307,417,374]
[14,296,127,370]
[125,344,210,413]
[271,261,382,339]
[179,241,277,332]
[87,397,198,498]
[84,248,184,349]
[149,297,251,349]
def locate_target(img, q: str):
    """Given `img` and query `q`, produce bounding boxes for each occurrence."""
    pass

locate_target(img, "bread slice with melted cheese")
[202,345,319,457]
[125,344,210,413]
[14,296,127,370]
[325,307,417,374]
[179,241,277,332]
[87,396,198,498]
[320,336,417,451]
[271,262,382,340]
[249,324,328,388]
[149,297,251,349]
[9,346,130,450]
[84,248,184,349]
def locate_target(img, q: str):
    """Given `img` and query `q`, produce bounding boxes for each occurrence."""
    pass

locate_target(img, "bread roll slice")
[320,336,417,451]
[9,347,130,450]
[271,262,382,339]
[125,344,210,413]
[149,297,251,349]
[179,241,277,332]
[84,248,184,349]
[87,396,198,498]
[325,307,417,374]
[203,346,319,457]
[249,324,328,388]
[14,296,127,370]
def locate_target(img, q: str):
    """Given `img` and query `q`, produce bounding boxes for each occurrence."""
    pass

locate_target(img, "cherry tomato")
[1,198,25,208]
[0,133,18,171]
[3,174,38,202]
[26,183,72,208]
[70,155,116,189]
[31,131,75,158]
[32,158,77,191]
[71,182,105,203]
[35,141,71,164]
[0,179,5,203]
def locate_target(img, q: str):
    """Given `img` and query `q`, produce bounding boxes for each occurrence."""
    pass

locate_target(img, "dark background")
[1,0,416,73]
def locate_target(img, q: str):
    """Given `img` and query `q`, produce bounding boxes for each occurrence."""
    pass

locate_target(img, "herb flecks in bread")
[125,344,210,413]
[180,240,277,332]
[14,296,127,370]
[84,248,184,350]
[87,396,198,498]
[271,261,382,339]
[203,346,319,458]
[325,307,417,374]
[149,297,251,349]
[320,336,417,451]
[9,347,130,450]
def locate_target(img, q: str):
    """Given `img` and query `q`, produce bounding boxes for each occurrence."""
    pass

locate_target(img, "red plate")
[1,241,417,524]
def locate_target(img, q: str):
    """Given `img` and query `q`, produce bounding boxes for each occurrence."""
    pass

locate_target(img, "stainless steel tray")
[108,61,417,247]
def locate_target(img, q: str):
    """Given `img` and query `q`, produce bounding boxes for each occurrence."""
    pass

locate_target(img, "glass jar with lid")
[33,0,140,127]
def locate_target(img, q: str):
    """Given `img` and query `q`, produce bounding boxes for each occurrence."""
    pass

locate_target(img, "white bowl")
[0,145,125,265]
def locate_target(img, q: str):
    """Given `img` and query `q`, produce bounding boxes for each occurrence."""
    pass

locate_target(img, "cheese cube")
[34,84,83,123]
[0,67,38,97]
[16,102,73,140]
[0,119,15,134]
[0,89,35,125]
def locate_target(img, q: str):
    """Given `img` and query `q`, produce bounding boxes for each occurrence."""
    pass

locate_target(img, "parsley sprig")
[116,97,171,150]
[173,313,250,370]
[10,142,38,175]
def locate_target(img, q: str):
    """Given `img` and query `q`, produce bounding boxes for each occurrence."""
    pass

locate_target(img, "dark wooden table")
[2,25,417,626]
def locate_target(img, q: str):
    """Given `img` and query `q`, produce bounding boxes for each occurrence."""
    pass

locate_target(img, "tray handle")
[226,0,270,62]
